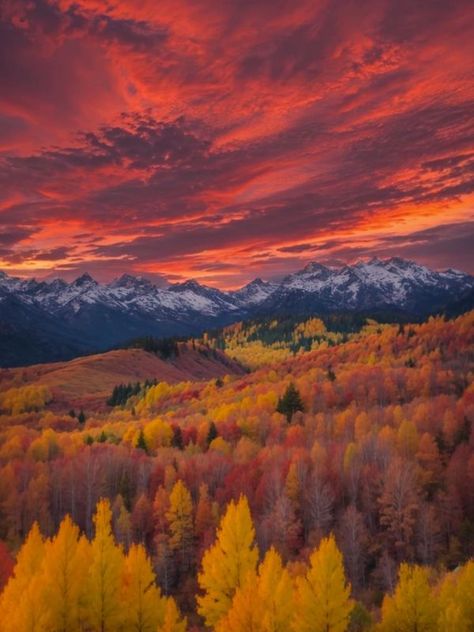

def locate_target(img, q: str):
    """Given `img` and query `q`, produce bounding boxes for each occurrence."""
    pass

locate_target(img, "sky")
[0,0,473,288]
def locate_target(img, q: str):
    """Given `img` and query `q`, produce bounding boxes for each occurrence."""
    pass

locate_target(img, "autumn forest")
[0,311,472,630]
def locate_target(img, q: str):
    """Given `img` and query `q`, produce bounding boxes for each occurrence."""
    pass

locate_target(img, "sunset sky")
[0,0,473,287]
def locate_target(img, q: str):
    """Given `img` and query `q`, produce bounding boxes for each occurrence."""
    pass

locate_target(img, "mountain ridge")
[1,258,473,367]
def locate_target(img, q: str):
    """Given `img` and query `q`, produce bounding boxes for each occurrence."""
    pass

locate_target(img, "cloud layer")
[1,0,473,285]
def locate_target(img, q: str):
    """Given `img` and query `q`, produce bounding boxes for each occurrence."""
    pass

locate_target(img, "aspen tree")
[197,495,258,627]
[40,515,90,632]
[85,499,125,632]
[378,564,438,632]
[166,480,194,573]
[122,544,166,632]
[0,523,46,632]
[293,534,353,632]
[158,597,187,632]
[217,547,293,632]
[437,561,474,632]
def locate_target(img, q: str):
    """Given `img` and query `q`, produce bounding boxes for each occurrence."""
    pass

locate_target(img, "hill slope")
[0,343,245,412]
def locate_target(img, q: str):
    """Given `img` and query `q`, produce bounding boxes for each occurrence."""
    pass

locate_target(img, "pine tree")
[85,499,125,632]
[78,409,86,425]
[293,534,353,632]
[378,564,438,632]
[136,429,148,453]
[276,383,304,423]
[197,495,258,627]
[171,425,184,450]
[122,544,167,632]
[206,421,218,447]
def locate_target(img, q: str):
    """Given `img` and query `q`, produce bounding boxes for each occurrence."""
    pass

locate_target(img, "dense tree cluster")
[0,312,472,628]
[126,337,180,359]
[1,492,473,631]
[201,316,349,369]
[0,499,185,632]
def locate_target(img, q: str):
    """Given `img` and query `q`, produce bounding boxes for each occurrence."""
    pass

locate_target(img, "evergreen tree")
[78,409,86,425]
[206,421,218,447]
[136,429,148,453]
[276,382,304,423]
[171,425,184,450]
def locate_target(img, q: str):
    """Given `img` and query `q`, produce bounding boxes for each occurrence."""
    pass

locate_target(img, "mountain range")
[1,257,473,367]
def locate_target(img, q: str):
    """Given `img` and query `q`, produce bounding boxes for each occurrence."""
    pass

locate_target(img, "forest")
[0,311,472,630]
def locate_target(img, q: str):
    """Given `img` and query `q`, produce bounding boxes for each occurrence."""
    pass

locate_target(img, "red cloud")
[1,0,473,284]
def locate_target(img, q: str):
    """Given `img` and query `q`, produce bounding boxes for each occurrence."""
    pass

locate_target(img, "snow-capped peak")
[72,273,97,287]
[232,277,278,306]
[109,274,154,290]
[0,258,472,351]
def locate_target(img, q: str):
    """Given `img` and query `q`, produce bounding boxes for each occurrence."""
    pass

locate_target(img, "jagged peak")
[47,278,68,288]
[110,273,153,289]
[174,278,205,291]
[72,272,97,287]
[246,277,270,287]
[302,261,330,273]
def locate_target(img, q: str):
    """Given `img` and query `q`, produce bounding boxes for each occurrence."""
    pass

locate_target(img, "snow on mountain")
[0,258,472,366]
[232,278,279,306]
[169,279,240,315]
[1,258,472,317]
[274,257,474,311]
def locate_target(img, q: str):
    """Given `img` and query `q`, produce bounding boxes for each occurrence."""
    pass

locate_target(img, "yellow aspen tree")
[293,534,353,632]
[40,515,91,632]
[437,561,474,631]
[158,597,187,632]
[197,495,258,628]
[378,564,439,632]
[166,480,194,573]
[85,499,125,632]
[256,547,294,632]
[217,547,293,632]
[0,522,47,632]
[122,544,167,632]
